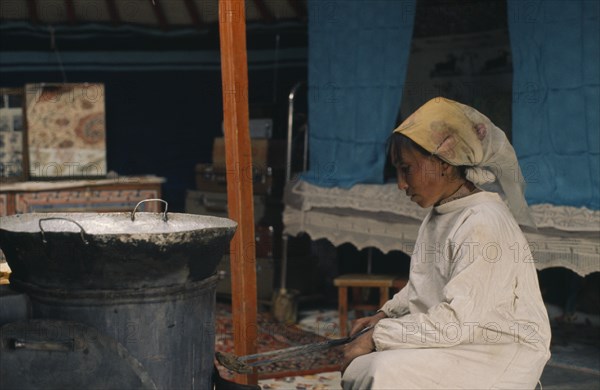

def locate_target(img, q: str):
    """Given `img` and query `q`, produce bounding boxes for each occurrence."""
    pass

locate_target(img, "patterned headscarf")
[393,97,535,228]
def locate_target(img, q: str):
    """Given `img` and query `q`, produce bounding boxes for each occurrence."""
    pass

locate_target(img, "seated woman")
[341,97,551,389]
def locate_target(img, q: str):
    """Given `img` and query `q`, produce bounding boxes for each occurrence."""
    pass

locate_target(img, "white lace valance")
[283,180,600,277]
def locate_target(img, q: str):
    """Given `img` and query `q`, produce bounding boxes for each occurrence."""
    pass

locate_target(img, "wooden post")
[218,0,258,385]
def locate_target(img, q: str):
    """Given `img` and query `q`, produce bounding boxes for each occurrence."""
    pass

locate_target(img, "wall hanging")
[25,83,106,179]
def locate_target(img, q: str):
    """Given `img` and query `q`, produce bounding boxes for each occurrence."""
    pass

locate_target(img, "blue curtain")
[508,0,599,208]
[304,0,415,187]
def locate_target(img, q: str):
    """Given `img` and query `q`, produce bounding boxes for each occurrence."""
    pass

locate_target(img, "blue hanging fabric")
[304,0,416,187]
[508,0,599,208]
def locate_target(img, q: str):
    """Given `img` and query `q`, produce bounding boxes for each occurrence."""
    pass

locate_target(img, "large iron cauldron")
[0,208,236,290]
[0,206,236,390]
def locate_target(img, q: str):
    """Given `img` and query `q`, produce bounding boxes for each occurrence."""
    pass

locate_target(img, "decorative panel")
[25,83,106,178]
[14,189,161,214]
[0,88,26,181]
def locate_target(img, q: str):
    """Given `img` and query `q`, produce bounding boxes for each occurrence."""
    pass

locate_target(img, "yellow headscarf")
[393,97,536,228]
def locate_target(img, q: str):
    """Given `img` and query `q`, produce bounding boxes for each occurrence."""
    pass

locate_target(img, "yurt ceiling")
[0,0,307,29]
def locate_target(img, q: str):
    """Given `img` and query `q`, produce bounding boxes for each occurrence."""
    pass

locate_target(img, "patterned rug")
[259,372,342,390]
[214,303,343,380]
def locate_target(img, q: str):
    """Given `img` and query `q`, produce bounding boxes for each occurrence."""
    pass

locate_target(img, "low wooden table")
[333,274,408,336]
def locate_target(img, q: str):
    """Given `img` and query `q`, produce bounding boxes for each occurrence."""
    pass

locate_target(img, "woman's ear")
[439,160,451,177]
[445,163,464,182]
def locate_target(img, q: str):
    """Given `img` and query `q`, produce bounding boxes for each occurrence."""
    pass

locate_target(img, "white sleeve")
[379,282,411,318]
[378,211,430,319]
[372,224,512,350]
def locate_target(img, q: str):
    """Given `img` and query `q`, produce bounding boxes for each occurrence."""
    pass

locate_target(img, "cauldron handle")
[39,217,89,245]
[131,199,169,222]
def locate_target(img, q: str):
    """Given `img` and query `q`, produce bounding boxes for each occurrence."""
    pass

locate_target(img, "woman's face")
[395,145,455,208]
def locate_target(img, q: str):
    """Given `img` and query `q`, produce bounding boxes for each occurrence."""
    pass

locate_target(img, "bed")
[283,179,600,277]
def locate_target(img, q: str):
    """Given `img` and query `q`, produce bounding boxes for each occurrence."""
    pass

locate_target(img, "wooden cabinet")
[0,176,165,279]
[0,176,165,216]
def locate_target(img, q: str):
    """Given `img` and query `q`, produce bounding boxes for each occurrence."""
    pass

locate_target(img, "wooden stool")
[333,274,408,336]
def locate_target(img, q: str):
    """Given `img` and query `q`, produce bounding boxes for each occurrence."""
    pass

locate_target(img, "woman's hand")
[349,310,387,336]
[341,311,388,374]
[341,326,375,374]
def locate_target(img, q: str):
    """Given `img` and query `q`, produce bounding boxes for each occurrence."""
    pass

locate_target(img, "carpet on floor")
[214,303,343,380]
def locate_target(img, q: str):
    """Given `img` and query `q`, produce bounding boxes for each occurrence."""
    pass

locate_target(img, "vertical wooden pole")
[218,0,258,385]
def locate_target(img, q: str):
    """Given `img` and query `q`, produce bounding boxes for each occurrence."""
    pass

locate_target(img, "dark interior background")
[0,22,307,212]
[2,0,595,312]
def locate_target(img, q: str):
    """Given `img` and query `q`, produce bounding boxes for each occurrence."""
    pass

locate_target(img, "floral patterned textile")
[215,303,342,380]
[25,83,106,178]
[259,372,342,390]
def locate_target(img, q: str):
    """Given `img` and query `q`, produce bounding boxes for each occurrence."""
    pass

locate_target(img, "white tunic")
[342,192,551,389]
